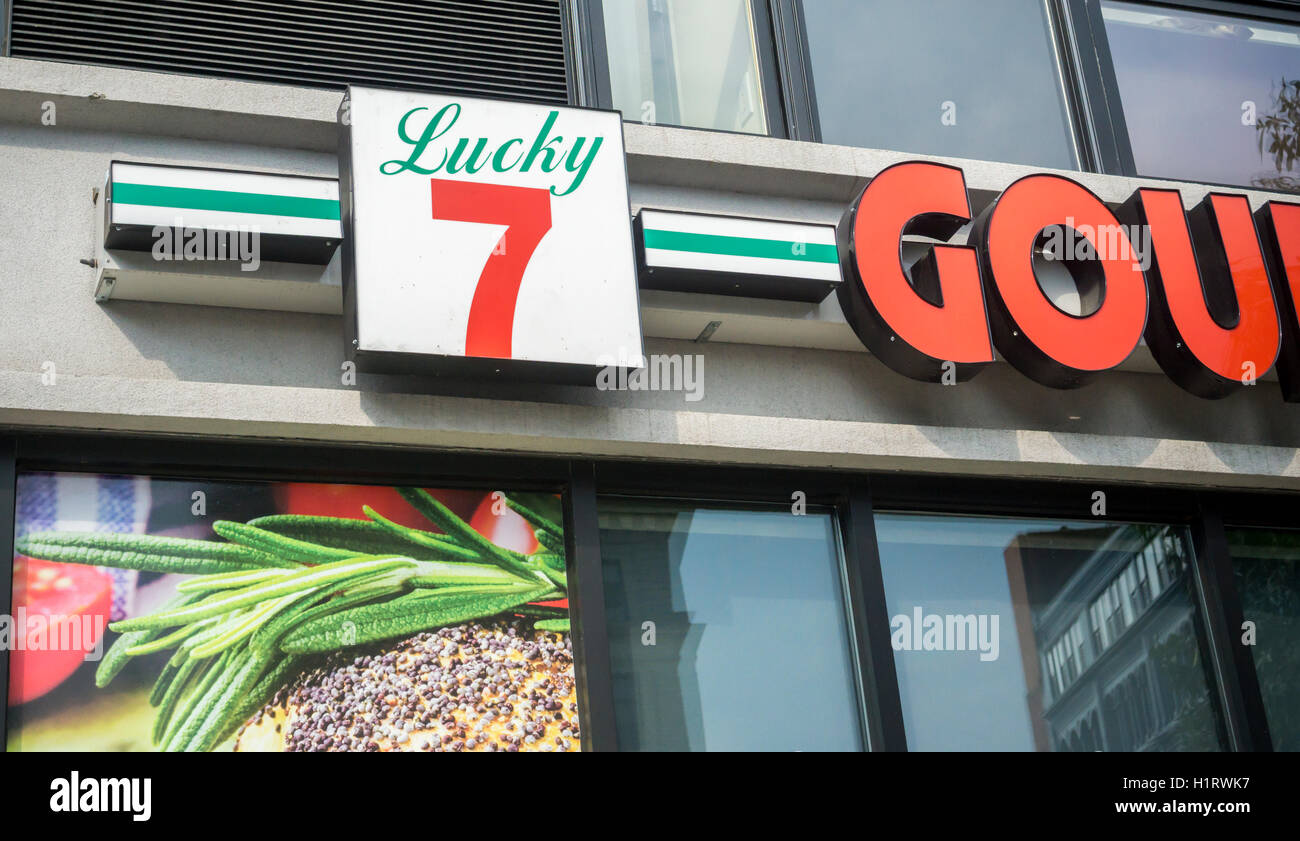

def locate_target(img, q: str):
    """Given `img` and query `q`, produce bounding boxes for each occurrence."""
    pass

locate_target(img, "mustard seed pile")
[235,617,580,752]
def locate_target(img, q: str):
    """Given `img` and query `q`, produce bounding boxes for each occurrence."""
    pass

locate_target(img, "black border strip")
[0,437,14,744]
[564,460,617,752]
[0,0,11,58]
[840,481,907,750]
[1191,498,1274,750]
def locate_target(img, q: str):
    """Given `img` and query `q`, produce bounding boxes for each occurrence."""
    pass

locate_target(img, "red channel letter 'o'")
[1257,200,1300,403]
[836,161,993,382]
[1129,189,1281,399]
[975,175,1148,389]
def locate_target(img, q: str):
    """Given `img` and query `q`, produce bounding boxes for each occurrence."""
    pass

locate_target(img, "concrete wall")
[1,58,1298,490]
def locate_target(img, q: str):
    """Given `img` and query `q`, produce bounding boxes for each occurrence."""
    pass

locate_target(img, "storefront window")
[800,0,1078,168]
[874,514,1227,751]
[7,472,575,752]
[602,0,768,134]
[1227,527,1300,751]
[598,498,863,750]
[1101,1,1300,193]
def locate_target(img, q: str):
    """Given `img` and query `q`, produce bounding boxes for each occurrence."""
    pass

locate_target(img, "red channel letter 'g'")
[837,161,994,382]
[977,174,1148,388]
[1132,189,1280,398]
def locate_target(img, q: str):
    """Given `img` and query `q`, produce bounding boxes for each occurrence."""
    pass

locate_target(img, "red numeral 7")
[430,178,553,359]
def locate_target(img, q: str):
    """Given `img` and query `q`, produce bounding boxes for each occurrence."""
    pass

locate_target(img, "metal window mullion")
[839,481,907,751]
[768,0,820,142]
[1189,498,1273,751]
[1,0,11,56]
[644,0,682,126]
[1046,0,1102,171]
[561,0,583,107]
[573,0,612,110]
[1064,0,1139,175]
[748,0,788,139]
[564,460,619,752]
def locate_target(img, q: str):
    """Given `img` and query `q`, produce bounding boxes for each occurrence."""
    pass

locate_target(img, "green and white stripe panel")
[109,162,342,239]
[639,209,841,283]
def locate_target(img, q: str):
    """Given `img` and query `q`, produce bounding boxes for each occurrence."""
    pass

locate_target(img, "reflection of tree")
[1232,530,1300,752]
[1254,78,1300,193]
[1147,629,1220,751]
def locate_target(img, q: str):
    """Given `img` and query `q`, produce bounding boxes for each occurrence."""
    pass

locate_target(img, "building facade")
[0,0,1298,752]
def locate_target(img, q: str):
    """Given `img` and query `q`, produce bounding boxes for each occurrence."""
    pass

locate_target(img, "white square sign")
[341,86,644,379]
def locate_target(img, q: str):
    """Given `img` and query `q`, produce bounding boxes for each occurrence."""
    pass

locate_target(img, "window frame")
[1,429,1291,751]
[769,0,1100,168]
[0,0,11,58]
[572,0,789,139]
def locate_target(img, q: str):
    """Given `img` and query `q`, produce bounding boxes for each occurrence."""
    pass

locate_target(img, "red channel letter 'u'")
[1136,189,1280,396]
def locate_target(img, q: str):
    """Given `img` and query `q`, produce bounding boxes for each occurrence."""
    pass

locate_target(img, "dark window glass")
[875,514,1227,751]
[1227,527,1300,750]
[1101,1,1300,193]
[599,498,863,750]
[800,0,1078,168]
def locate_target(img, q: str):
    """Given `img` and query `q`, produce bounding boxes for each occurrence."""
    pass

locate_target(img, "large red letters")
[839,162,1300,401]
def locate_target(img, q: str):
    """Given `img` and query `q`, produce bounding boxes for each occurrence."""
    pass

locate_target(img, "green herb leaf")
[112,556,417,632]
[175,567,294,594]
[213,653,303,749]
[162,649,231,751]
[510,603,569,619]
[152,657,202,746]
[396,488,534,573]
[17,532,288,575]
[503,496,565,540]
[212,521,359,564]
[534,619,571,633]
[535,528,565,554]
[96,629,157,688]
[279,584,552,654]
[248,514,473,560]
[361,507,489,563]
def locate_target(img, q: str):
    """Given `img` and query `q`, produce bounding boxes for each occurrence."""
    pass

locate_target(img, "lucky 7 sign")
[340,87,643,379]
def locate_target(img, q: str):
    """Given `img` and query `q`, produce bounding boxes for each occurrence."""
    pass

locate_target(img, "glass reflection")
[1102,1,1300,193]
[1228,527,1300,750]
[801,0,1078,168]
[603,0,768,134]
[599,499,862,751]
[876,514,1227,751]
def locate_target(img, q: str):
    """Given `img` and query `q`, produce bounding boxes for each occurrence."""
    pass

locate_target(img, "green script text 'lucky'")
[380,103,603,197]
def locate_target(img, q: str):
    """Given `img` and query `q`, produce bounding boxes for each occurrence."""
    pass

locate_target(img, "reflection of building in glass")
[1005,525,1217,752]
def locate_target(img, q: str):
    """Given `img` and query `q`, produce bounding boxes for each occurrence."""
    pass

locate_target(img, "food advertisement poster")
[5,472,579,752]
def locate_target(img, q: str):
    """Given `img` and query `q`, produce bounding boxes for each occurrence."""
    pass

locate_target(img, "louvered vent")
[7,0,569,103]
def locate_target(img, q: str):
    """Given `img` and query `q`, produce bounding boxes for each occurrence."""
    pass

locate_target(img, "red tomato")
[8,556,112,705]
[470,493,541,555]
[274,484,484,530]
